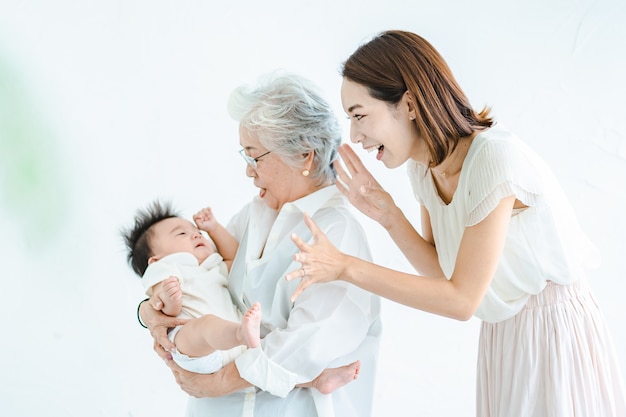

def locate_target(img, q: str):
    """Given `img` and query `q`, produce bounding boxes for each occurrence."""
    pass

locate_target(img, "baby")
[123,201,360,395]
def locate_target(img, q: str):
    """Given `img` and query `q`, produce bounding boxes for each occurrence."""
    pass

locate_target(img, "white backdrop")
[1,1,625,416]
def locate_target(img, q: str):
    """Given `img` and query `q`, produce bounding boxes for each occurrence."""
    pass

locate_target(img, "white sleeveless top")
[407,124,599,323]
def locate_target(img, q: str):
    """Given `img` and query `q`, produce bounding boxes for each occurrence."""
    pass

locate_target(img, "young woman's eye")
[354,114,364,121]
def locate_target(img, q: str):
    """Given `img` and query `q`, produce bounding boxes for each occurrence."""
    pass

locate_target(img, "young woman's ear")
[404,90,417,121]
[148,255,160,265]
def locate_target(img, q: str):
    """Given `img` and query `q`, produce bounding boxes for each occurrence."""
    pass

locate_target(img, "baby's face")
[149,217,215,264]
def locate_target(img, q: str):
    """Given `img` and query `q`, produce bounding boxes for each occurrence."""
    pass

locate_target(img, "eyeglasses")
[239,149,271,169]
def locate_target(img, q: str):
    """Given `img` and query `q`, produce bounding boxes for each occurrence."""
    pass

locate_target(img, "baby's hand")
[193,207,218,232]
[160,276,182,304]
[152,276,182,316]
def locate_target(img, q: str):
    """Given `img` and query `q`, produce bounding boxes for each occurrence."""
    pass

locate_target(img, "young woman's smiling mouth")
[365,144,385,160]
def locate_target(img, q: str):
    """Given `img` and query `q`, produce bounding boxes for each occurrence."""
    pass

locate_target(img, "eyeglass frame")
[239,149,272,169]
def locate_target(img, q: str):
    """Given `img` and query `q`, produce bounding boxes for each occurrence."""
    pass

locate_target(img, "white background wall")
[1,1,624,416]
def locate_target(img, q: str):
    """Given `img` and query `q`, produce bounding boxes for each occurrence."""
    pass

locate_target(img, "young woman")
[287,30,626,416]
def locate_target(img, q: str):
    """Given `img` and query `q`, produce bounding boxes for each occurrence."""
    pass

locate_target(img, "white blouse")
[186,186,382,417]
[407,124,599,323]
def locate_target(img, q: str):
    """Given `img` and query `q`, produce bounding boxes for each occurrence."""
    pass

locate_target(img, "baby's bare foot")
[240,302,262,349]
[314,360,361,394]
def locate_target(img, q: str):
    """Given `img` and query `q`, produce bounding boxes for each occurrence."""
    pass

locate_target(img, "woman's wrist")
[137,298,150,328]
[381,204,406,232]
[221,361,252,395]
[339,253,358,284]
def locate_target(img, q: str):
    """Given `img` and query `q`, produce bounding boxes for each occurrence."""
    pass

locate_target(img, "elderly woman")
[139,72,381,417]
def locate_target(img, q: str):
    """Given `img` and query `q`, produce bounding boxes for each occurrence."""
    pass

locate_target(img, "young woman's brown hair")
[342,30,493,167]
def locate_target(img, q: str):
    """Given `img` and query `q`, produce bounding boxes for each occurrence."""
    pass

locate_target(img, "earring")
[410,115,415,120]
[302,169,310,177]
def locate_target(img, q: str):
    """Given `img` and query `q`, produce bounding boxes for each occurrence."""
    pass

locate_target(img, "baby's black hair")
[121,200,180,276]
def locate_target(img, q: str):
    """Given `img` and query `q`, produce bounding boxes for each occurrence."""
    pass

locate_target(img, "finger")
[290,232,312,253]
[157,331,176,353]
[149,296,163,311]
[166,356,184,372]
[166,279,182,291]
[150,324,167,340]
[338,143,361,176]
[166,360,195,394]
[334,160,352,189]
[338,143,373,178]
[167,317,189,328]
[335,179,349,198]
[153,316,187,333]
[285,265,302,282]
[290,280,309,302]
[155,294,167,311]
[339,143,367,169]
[339,144,382,188]
[303,212,325,242]
[360,181,389,203]
[154,338,173,360]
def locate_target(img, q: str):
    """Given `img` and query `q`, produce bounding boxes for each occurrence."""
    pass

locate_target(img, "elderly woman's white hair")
[228,71,342,185]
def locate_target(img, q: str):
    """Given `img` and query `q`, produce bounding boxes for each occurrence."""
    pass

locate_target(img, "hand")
[193,207,219,232]
[167,359,217,397]
[152,276,183,317]
[335,144,398,228]
[157,276,182,305]
[139,297,188,357]
[286,213,348,301]
[166,360,245,398]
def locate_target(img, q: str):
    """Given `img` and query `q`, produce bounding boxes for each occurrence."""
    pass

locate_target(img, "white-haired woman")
[139,72,381,417]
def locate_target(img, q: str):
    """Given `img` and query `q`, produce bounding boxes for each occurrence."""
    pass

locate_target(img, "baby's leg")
[173,315,240,357]
[298,360,361,395]
[173,303,261,357]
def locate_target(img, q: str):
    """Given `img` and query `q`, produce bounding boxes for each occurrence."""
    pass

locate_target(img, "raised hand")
[335,144,398,228]
[193,207,218,232]
[286,213,349,301]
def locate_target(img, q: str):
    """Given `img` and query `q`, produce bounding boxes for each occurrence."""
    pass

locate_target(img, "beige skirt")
[477,280,626,417]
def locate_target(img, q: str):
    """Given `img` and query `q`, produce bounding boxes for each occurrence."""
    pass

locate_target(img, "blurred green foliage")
[0,52,69,246]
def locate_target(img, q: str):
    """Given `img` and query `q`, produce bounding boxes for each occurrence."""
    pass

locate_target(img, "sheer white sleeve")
[464,138,546,226]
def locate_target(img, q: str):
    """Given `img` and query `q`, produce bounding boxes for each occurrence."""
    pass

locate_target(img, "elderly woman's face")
[239,126,310,210]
